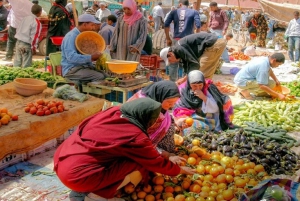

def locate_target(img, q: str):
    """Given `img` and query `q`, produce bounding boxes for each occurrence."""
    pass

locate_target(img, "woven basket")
[75,31,106,55]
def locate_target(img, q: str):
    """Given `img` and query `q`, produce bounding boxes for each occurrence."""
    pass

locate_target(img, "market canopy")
[258,0,299,22]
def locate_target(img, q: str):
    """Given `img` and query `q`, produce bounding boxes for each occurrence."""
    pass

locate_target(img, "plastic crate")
[57,126,77,144]
[105,90,136,103]
[140,55,159,69]
[27,139,57,158]
[165,67,184,78]
[47,65,62,76]
[0,153,27,170]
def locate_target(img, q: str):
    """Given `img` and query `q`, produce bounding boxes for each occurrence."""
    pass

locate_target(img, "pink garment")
[173,107,195,118]
[122,0,143,26]
[127,91,171,146]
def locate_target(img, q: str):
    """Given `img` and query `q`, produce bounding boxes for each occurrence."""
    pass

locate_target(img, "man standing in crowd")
[234,53,285,100]
[164,0,201,81]
[61,14,106,83]
[138,5,147,19]
[285,11,300,62]
[162,32,226,83]
[152,2,164,32]
[2,0,32,61]
[99,15,116,46]
[209,2,229,37]
[85,3,99,16]
[0,0,8,31]
[14,4,42,67]
[46,0,72,56]
[95,2,111,21]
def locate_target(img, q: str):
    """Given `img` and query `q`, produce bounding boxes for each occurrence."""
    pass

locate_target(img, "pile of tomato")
[118,138,270,201]
[230,52,251,61]
[0,107,18,127]
[24,99,68,116]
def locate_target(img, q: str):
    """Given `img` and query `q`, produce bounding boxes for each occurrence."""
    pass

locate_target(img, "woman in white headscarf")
[110,0,148,61]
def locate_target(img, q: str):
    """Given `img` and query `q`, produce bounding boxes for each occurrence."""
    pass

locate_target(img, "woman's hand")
[169,156,186,165]
[194,90,206,101]
[174,117,189,130]
[129,47,138,53]
[179,166,197,175]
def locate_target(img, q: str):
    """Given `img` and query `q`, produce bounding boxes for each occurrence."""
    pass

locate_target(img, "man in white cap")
[95,2,111,21]
[61,14,107,83]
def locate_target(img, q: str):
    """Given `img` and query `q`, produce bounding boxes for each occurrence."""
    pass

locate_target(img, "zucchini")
[244,127,263,133]
[252,134,270,140]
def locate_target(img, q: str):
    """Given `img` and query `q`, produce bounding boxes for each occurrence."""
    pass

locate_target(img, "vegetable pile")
[282,81,300,97]
[0,107,18,127]
[230,52,251,61]
[215,81,238,94]
[24,99,68,116]
[0,66,64,86]
[119,141,270,201]
[184,127,300,176]
[233,100,300,131]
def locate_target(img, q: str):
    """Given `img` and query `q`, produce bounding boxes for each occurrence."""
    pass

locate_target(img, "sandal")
[239,92,254,100]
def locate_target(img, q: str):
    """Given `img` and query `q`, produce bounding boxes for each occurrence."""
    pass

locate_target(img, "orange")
[185,117,194,126]
[165,186,174,193]
[189,184,201,193]
[143,184,152,193]
[124,183,135,194]
[174,185,182,193]
[145,194,155,201]
[254,165,265,173]
[174,194,185,201]
[137,191,147,199]
[222,189,234,200]
[192,139,201,146]
[154,185,164,193]
[0,108,8,114]
[174,134,184,145]
[153,175,164,185]
[187,157,197,165]
[0,117,9,125]
[181,180,191,190]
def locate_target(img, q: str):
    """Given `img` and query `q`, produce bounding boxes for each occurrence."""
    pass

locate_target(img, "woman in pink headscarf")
[109,0,148,61]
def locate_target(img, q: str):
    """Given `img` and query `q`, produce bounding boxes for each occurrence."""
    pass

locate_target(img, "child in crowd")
[99,15,117,46]
[14,4,42,67]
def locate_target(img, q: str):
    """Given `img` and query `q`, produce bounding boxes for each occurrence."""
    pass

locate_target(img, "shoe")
[2,57,12,61]
[239,92,254,100]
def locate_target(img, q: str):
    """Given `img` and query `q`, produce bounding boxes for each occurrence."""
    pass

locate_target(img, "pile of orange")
[119,139,270,200]
[0,107,18,127]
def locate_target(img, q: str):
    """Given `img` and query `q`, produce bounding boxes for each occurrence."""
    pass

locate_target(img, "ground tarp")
[0,83,105,160]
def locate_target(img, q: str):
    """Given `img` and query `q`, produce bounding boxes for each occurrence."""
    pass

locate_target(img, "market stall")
[0,83,105,160]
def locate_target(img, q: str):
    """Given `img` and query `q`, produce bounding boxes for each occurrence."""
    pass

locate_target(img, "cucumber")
[294,140,300,147]
[244,127,263,133]
[252,134,270,140]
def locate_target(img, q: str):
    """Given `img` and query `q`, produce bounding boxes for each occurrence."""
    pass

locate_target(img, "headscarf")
[55,0,67,7]
[121,98,161,134]
[122,0,143,26]
[177,70,209,109]
[141,81,180,104]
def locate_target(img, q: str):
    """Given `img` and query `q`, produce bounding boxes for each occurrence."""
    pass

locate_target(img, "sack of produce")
[53,84,87,102]
[240,179,299,201]
[95,49,111,72]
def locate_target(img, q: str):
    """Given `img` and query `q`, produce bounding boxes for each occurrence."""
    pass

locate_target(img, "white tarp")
[258,0,300,23]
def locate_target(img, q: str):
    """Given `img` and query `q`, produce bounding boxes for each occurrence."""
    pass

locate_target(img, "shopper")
[85,3,99,16]
[46,0,73,56]
[95,2,111,21]
[208,2,229,37]
[0,0,8,31]
[14,4,42,67]
[151,2,164,32]
[246,10,268,47]
[2,0,33,61]
[110,0,147,61]
[54,98,196,200]
[285,11,300,62]
[98,14,116,46]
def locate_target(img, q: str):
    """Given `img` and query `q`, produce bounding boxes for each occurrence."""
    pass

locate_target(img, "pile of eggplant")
[184,128,300,175]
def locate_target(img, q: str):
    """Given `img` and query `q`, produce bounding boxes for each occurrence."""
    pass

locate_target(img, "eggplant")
[275,168,285,175]
[223,145,233,153]
[206,138,212,143]
[260,158,270,164]
[201,141,208,148]
[224,152,233,157]
[233,134,240,143]
[241,143,252,149]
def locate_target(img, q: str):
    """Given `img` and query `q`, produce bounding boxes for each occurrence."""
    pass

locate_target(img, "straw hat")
[75,31,106,55]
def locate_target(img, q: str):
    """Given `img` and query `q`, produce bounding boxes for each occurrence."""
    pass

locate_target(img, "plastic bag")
[261,185,291,201]
[53,84,88,102]
[95,48,111,72]
[244,46,257,56]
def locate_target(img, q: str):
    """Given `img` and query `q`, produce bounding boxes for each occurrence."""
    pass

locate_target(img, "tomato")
[45,110,51,116]
[216,174,226,184]
[254,165,264,173]
[58,107,64,113]
[235,178,246,188]
[221,157,233,168]
[204,174,213,182]
[27,103,34,108]
[201,185,210,193]
[209,167,220,177]
[36,110,45,116]
[206,196,215,201]
[37,105,43,109]
[225,175,234,183]
[222,189,234,200]
[187,157,197,165]
[189,184,201,193]
[50,107,58,114]
[196,164,205,174]
[192,139,200,146]
[12,115,18,121]
[29,107,37,115]
[36,99,45,105]
[24,107,30,113]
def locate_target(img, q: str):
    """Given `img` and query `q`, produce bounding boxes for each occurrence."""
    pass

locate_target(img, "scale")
[104,61,151,87]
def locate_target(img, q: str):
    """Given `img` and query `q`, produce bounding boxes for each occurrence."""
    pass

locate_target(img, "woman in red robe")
[54,98,195,200]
